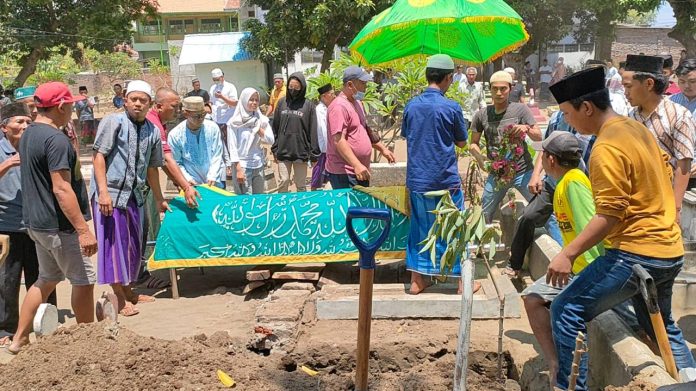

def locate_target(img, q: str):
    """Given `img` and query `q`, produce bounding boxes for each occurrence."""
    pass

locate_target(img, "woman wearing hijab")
[227,88,274,195]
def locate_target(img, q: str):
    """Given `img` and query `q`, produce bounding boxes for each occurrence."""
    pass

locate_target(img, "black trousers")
[0,231,57,336]
[508,182,555,271]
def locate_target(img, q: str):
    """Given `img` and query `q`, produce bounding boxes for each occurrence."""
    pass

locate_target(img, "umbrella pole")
[355,267,374,391]
[453,256,475,391]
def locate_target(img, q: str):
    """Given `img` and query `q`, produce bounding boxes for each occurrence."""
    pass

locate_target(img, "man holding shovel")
[546,67,695,390]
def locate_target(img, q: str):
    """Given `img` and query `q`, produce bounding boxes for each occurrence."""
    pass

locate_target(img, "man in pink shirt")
[146,87,200,207]
[325,66,395,188]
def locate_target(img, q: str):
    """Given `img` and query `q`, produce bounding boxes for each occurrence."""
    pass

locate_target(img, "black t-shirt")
[19,123,91,232]
[509,82,525,103]
[185,89,211,104]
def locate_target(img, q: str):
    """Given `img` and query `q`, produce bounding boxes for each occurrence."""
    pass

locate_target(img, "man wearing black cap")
[546,67,695,390]
[311,83,335,191]
[185,78,211,105]
[661,55,682,95]
[624,54,696,201]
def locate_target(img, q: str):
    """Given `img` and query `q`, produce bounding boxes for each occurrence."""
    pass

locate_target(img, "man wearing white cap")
[90,80,169,317]
[209,68,238,170]
[504,67,526,104]
[266,73,286,118]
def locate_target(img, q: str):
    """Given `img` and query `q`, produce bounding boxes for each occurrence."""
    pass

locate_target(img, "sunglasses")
[188,112,205,120]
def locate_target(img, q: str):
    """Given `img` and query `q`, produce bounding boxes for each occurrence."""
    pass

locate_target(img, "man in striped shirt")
[671,58,696,116]
[623,54,696,214]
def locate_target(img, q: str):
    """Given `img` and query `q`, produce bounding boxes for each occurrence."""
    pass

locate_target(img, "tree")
[0,0,155,87]
[666,0,696,56]
[243,0,392,72]
[84,49,142,86]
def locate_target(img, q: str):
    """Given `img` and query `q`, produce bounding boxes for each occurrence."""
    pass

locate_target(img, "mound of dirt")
[0,322,517,390]
[604,379,658,391]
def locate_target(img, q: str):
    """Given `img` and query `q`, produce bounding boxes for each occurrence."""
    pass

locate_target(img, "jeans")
[551,249,695,390]
[327,173,369,189]
[482,170,534,223]
[509,180,563,270]
[0,232,57,337]
[232,166,265,195]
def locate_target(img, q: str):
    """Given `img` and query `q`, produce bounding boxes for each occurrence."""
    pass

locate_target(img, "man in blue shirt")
[671,58,696,116]
[402,54,470,295]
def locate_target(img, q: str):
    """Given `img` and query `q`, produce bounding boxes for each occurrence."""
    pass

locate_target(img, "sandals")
[119,304,140,317]
[502,267,521,279]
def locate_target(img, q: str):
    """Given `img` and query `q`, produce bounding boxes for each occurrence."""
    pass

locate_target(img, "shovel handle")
[346,208,391,270]
[632,264,659,313]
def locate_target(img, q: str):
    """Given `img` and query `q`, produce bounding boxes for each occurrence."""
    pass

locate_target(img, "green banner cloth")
[148,186,410,270]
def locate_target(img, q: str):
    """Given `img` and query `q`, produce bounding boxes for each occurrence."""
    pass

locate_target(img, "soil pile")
[0,322,516,390]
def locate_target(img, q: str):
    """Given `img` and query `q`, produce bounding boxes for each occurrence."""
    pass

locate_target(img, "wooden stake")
[568,331,586,390]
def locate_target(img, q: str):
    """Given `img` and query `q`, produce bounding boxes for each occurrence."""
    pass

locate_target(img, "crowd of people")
[0,50,696,390]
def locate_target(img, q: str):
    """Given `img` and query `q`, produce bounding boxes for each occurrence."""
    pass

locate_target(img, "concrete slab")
[526,234,561,280]
[316,279,520,320]
[673,271,696,310]
[369,162,406,187]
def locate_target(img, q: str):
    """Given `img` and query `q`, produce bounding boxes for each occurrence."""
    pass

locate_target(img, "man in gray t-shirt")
[470,71,541,223]
[74,86,96,143]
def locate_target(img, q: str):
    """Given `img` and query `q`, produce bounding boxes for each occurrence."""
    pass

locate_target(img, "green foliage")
[84,49,141,83]
[622,9,657,26]
[28,48,81,85]
[243,0,392,70]
[666,0,696,56]
[502,0,577,59]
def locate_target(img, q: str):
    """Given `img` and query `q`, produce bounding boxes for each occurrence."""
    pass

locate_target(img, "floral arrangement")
[485,124,527,190]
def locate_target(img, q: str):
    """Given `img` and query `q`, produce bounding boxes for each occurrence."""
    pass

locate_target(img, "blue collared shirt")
[0,136,24,232]
[402,88,468,192]
[670,93,696,117]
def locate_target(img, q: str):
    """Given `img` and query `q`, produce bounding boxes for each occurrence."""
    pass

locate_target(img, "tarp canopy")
[178,32,253,65]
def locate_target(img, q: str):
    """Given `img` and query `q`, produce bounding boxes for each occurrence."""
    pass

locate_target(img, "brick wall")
[70,72,172,102]
[611,26,684,63]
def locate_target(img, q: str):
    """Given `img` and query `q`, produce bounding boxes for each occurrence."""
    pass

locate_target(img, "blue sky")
[652,1,676,28]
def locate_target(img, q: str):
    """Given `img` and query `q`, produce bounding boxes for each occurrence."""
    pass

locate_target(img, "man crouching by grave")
[402,54,473,295]
[546,67,696,390]
[91,80,169,317]
[520,132,603,388]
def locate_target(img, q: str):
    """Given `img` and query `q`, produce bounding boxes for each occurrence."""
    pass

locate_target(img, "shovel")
[632,264,679,380]
[345,207,392,391]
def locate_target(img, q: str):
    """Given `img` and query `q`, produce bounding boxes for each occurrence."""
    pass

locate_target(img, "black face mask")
[288,88,301,98]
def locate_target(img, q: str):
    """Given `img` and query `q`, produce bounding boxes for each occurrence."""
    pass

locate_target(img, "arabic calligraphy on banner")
[149,186,409,269]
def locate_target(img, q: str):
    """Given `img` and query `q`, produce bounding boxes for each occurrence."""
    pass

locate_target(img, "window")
[548,44,564,53]
[141,20,160,36]
[300,50,324,63]
[200,18,222,33]
[168,19,194,34]
[579,43,595,52]
[248,10,256,18]
[563,44,579,52]
[229,14,239,31]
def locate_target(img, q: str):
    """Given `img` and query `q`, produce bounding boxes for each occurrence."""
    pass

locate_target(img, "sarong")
[310,153,328,189]
[406,188,464,277]
[93,196,142,285]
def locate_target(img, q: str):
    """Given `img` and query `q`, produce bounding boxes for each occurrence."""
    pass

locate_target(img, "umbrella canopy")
[349,0,529,66]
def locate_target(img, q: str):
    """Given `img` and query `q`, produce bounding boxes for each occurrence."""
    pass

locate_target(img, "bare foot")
[7,335,29,355]
[457,280,482,295]
[409,273,431,295]
[0,336,11,346]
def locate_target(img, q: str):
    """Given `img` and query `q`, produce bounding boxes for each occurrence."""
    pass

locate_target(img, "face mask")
[354,91,366,101]
[216,80,224,86]
[288,88,301,98]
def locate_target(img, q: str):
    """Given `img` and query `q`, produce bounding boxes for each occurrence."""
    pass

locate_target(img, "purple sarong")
[311,153,328,190]
[92,196,142,285]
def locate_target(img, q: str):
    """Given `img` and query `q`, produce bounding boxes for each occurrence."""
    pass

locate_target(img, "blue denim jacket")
[90,112,163,209]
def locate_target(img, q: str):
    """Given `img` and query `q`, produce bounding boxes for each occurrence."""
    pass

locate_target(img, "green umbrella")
[349,0,529,66]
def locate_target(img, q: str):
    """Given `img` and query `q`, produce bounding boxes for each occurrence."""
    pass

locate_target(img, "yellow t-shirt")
[554,169,604,274]
[589,116,683,258]
[269,85,286,113]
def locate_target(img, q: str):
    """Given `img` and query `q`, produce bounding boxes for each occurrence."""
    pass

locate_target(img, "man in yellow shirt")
[521,132,603,388]
[546,67,695,390]
[266,73,286,118]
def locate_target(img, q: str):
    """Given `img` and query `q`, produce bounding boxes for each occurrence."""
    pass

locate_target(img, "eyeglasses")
[188,113,205,120]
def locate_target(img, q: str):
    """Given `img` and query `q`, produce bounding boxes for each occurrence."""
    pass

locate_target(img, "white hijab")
[229,88,269,130]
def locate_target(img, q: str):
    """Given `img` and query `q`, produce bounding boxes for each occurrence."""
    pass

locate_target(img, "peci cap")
[317,83,333,95]
[490,70,513,85]
[211,68,224,78]
[585,59,605,68]
[343,66,373,83]
[273,73,284,81]
[33,82,86,108]
[191,78,200,83]
[550,67,606,104]
[0,102,31,121]
[426,54,455,71]
[503,67,516,74]
[125,80,153,99]
[624,54,664,74]
[182,96,205,112]
[14,86,36,101]
[542,131,581,163]
[660,54,674,69]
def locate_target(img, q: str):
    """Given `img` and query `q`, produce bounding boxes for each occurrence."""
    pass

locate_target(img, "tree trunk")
[320,46,334,74]
[14,47,45,87]
[666,0,696,57]
[594,8,615,61]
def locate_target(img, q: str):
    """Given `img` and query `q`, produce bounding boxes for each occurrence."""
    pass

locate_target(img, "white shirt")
[316,101,329,153]
[459,80,486,121]
[209,80,238,124]
[227,118,275,170]
[539,65,553,84]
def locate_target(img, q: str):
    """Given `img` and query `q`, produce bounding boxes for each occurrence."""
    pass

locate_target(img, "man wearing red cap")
[9,82,98,354]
